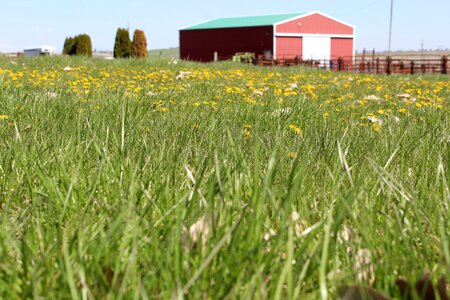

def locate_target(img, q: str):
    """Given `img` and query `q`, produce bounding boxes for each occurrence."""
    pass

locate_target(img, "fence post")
[338,57,343,71]
[386,56,392,75]
[442,55,448,74]
[360,60,365,72]
[360,50,365,73]
[410,60,414,75]
[399,60,404,72]
[376,58,380,74]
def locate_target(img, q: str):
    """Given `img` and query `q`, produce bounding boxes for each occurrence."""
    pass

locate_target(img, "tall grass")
[0,57,448,299]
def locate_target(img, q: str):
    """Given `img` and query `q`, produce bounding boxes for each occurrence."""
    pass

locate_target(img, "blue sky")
[1,0,449,53]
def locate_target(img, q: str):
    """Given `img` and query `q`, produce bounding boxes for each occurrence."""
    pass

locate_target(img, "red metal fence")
[256,55,448,75]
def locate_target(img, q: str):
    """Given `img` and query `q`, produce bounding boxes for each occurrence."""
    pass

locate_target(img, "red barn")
[180,11,355,63]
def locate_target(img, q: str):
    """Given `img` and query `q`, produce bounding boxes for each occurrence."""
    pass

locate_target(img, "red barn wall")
[276,37,302,59]
[180,26,273,62]
[276,13,354,35]
[331,38,353,61]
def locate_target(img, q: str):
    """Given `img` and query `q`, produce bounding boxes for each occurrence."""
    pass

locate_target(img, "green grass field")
[0,56,449,299]
[148,48,179,59]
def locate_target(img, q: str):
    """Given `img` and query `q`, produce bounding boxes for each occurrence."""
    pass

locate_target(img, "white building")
[23,46,56,57]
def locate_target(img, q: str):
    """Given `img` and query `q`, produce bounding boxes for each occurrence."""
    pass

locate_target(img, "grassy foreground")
[0,57,449,299]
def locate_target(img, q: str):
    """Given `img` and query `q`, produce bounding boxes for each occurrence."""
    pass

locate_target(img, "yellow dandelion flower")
[372,123,382,132]
[0,115,9,120]
[243,129,252,138]
[289,124,303,135]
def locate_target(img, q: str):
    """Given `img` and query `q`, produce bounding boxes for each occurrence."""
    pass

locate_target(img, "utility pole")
[388,0,394,57]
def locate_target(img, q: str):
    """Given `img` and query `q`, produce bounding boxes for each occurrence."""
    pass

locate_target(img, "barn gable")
[275,12,354,35]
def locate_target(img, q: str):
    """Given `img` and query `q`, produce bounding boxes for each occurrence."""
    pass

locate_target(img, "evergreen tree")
[74,34,92,57]
[63,34,92,57]
[114,28,133,58]
[132,29,148,58]
[63,37,76,55]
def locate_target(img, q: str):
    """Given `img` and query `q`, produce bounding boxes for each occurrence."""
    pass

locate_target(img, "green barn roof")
[181,13,307,30]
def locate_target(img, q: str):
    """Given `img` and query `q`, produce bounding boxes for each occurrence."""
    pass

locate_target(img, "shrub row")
[63,29,148,58]
[63,34,93,57]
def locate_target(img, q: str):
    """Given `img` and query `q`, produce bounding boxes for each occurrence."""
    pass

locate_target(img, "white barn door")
[302,36,331,62]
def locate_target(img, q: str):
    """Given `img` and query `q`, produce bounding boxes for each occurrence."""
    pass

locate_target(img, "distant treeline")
[63,29,148,58]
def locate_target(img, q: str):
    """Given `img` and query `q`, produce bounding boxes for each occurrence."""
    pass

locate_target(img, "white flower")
[189,216,210,251]
[339,224,355,254]
[397,93,410,99]
[263,228,276,241]
[364,95,382,101]
[176,71,192,80]
[290,211,303,238]
[46,92,58,98]
[63,66,72,71]
[354,248,375,285]
[340,225,354,242]
[271,107,292,117]
[367,116,383,125]
[291,211,300,222]
[397,93,417,102]
[407,168,414,178]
